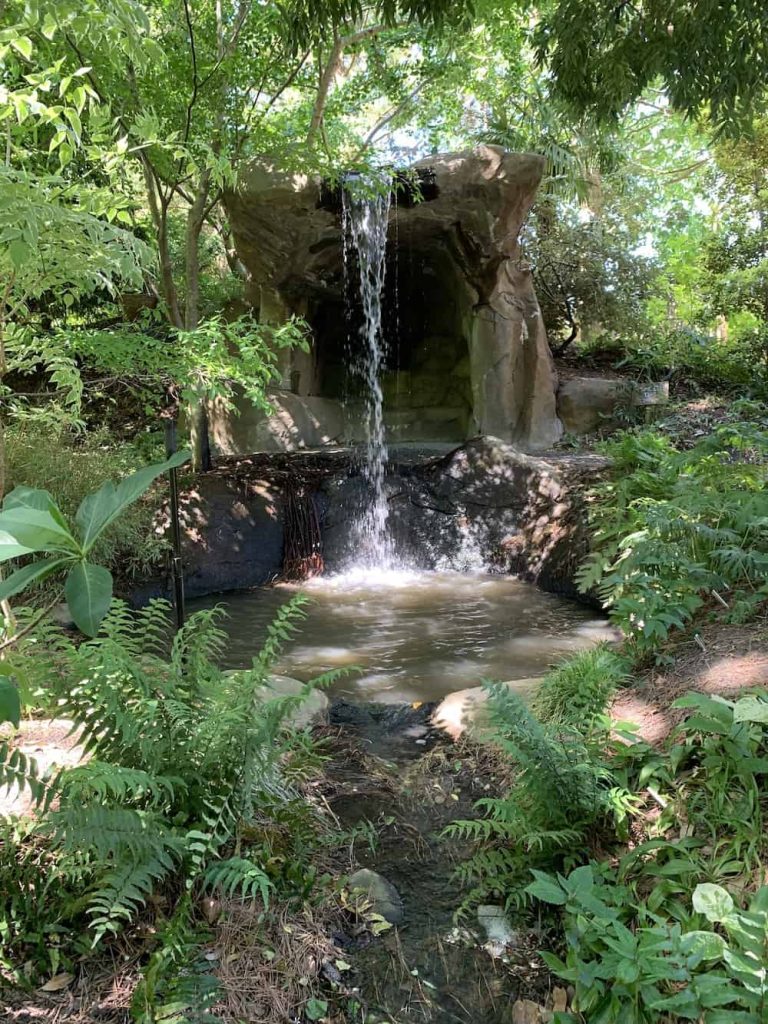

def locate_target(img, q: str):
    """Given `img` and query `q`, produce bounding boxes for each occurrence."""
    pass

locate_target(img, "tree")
[536,0,768,134]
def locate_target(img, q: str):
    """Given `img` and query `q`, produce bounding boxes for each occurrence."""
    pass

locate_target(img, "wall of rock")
[221,146,563,453]
[143,439,606,603]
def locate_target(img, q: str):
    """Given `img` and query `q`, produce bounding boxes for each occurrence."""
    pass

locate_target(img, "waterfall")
[342,174,394,567]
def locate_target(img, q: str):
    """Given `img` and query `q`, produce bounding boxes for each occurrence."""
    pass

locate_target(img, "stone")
[477,905,519,951]
[224,146,563,453]
[432,678,543,741]
[49,603,76,629]
[177,472,284,599]
[509,999,546,1024]
[207,389,346,456]
[225,672,329,730]
[348,868,404,925]
[557,377,635,434]
[157,438,608,602]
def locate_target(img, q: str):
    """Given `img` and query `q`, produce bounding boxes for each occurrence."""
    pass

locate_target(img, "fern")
[132,897,221,1024]
[448,684,622,911]
[203,856,271,905]
[578,423,768,652]
[1,592,340,970]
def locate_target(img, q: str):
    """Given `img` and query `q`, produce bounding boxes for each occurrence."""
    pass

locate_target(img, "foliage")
[445,684,628,912]
[577,424,768,654]
[525,212,656,355]
[537,0,768,133]
[0,598,340,980]
[6,424,167,578]
[532,867,768,1023]
[67,314,309,417]
[525,690,768,1022]
[533,645,629,728]
[0,450,189,642]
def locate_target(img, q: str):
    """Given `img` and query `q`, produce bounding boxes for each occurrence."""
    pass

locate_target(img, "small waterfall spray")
[343,174,394,567]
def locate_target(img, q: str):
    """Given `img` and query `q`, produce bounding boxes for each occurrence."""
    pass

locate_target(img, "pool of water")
[189,569,614,703]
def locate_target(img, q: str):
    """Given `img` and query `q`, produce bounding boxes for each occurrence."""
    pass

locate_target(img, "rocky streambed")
[317,701,566,1024]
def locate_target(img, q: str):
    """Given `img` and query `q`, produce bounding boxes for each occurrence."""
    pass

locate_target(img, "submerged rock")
[348,868,404,925]
[225,671,329,729]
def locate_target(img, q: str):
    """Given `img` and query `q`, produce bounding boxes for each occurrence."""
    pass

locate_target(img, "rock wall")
[149,439,606,602]
[222,146,563,453]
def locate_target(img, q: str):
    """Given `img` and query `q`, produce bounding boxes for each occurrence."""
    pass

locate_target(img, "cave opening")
[304,216,476,444]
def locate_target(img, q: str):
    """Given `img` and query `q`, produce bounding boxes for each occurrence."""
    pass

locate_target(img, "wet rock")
[432,678,543,741]
[348,868,404,925]
[225,146,562,452]
[477,905,519,950]
[178,473,284,598]
[226,672,328,729]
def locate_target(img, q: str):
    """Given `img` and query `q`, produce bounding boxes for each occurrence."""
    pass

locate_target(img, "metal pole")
[164,417,186,632]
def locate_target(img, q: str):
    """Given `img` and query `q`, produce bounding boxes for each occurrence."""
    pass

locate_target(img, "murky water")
[190,569,613,703]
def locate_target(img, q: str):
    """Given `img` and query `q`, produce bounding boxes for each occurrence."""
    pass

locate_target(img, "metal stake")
[164,417,185,632]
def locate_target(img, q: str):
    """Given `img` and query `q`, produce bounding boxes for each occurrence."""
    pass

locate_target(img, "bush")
[0,598,341,993]
[533,645,630,727]
[445,684,630,912]
[526,690,768,1022]
[578,422,768,655]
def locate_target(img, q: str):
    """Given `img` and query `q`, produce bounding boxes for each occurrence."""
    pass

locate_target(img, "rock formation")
[222,146,562,452]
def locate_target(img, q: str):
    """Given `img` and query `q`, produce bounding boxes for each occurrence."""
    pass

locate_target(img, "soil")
[611,613,768,744]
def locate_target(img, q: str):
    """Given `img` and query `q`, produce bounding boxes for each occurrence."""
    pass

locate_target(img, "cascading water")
[342,174,394,568]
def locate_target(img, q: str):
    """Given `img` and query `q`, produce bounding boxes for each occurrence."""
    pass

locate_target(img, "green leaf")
[693,883,734,923]
[0,556,71,602]
[11,36,33,60]
[75,450,190,552]
[0,678,20,727]
[0,509,79,557]
[304,998,328,1022]
[0,530,35,563]
[4,486,69,530]
[64,563,113,636]
[680,929,727,964]
[733,696,768,724]
[526,869,567,905]
[9,238,31,270]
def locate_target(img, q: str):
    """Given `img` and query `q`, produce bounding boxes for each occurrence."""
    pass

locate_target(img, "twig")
[0,591,64,653]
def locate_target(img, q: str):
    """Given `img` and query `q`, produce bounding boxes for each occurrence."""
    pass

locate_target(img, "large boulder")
[176,471,284,597]
[224,146,562,452]
[155,439,608,603]
[557,377,632,434]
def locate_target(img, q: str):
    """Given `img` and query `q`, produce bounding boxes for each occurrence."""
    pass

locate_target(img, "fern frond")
[203,856,271,906]
[59,762,184,808]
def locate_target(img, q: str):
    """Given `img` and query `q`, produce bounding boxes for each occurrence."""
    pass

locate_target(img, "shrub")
[525,690,768,1022]
[533,645,630,727]
[445,684,630,912]
[0,598,342,987]
[6,423,167,580]
[577,423,768,654]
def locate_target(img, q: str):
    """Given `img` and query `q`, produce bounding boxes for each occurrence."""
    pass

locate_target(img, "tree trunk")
[185,170,212,472]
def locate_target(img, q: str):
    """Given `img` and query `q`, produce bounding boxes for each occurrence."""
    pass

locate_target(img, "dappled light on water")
[191,570,615,704]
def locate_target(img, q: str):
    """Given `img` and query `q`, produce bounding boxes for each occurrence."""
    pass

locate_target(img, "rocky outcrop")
[557,377,670,435]
[223,146,562,452]
[154,438,607,603]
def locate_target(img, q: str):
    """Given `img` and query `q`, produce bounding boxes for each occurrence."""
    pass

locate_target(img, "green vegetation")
[577,423,768,656]
[1,0,767,1020]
